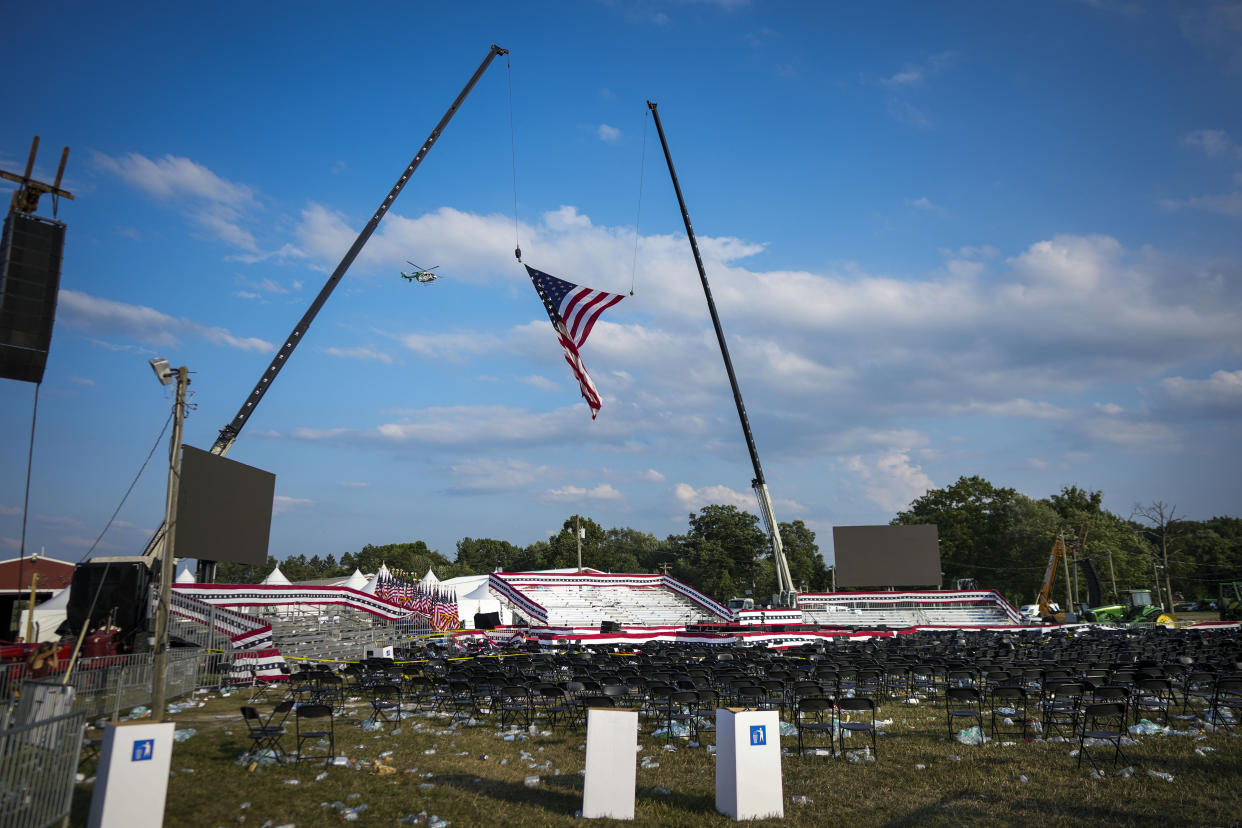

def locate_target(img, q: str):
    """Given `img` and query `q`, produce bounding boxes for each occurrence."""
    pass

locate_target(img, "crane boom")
[211,43,508,456]
[646,101,797,607]
[136,45,507,573]
[1037,533,1066,619]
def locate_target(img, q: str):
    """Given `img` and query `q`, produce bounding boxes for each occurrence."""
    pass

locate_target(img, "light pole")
[149,358,188,722]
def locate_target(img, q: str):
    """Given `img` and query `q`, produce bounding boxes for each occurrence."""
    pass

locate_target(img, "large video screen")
[175,445,275,565]
[832,524,940,588]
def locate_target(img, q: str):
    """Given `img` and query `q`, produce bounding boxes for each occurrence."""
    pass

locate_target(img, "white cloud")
[338,481,371,488]
[597,124,622,143]
[643,469,666,482]
[1160,192,1242,218]
[542,484,624,502]
[447,458,550,493]
[887,99,931,128]
[673,482,753,511]
[58,290,274,352]
[273,495,314,514]
[952,399,1068,419]
[907,196,946,214]
[1180,4,1242,75]
[518,375,561,391]
[94,152,260,251]
[880,51,956,87]
[0,504,20,515]
[1181,129,1242,159]
[69,376,96,387]
[1151,369,1242,417]
[401,331,504,359]
[844,449,934,512]
[93,152,253,204]
[885,68,924,86]
[324,346,394,364]
[1078,417,1175,447]
[278,202,1242,474]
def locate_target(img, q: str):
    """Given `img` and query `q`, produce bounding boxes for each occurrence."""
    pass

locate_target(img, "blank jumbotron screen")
[832,524,940,588]
[175,445,275,565]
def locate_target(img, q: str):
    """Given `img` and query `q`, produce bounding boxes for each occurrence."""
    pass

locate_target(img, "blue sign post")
[131,739,154,762]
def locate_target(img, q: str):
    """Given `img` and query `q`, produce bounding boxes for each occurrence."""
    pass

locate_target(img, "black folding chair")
[795,696,836,757]
[990,685,1029,741]
[369,683,403,724]
[497,685,532,728]
[294,704,335,763]
[1041,682,1084,741]
[241,705,286,758]
[836,697,877,758]
[1210,676,1242,732]
[1078,700,1129,772]
[946,686,985,742]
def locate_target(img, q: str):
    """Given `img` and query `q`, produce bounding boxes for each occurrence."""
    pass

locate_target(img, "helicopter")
[401,261,440,283]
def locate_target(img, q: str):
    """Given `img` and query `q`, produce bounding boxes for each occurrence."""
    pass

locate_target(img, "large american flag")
[526,265,625,419]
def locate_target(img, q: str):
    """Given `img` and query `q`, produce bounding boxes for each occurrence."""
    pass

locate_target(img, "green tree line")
[892,476,1242,608]
[217,476,1240,607]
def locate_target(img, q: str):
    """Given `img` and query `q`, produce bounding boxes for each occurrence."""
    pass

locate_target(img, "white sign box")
[88,721,175,828]
[715,708,783,820]
[583,707,638,819]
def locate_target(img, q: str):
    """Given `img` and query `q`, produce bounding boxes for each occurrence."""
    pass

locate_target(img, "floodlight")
[149,357,173,386]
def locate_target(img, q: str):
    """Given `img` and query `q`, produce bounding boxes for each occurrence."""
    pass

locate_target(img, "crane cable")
[508,55,522,263]
[16,384,39,616]
[62,407,173,685]
[629,108,650,296]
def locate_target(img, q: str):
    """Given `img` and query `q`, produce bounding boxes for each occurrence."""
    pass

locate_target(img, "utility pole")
[151,363,188,722]
[1105,549,1118,604]
[657,561,673,576]
[576,516,583,573]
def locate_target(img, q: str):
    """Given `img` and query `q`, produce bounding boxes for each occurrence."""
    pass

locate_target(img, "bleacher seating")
[264,609,424,661]
[798,590,1021,628]
[492,573,729,628]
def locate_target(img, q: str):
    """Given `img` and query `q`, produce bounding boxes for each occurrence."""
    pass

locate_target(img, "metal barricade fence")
[3,650,220,721]
[0,709,87,828]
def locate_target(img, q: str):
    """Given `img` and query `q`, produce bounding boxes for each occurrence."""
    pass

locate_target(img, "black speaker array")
[0,211,67,384]
[474,611,501,630]
[66,561,151,640]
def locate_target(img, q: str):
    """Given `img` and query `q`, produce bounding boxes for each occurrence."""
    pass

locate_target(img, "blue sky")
[3,1,1240,569]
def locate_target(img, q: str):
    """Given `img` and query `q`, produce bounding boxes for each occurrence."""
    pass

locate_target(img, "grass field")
[70,684,1242,827]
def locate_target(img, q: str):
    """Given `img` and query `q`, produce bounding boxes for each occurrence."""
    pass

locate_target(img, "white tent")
[440,573,511,628]
[420,568,439,588]
[262,565,291,586]
[360,574,378,595]
[376,563,392,581]
[175,567,196,584]
[18,588,69,643]
[342,568,367,591]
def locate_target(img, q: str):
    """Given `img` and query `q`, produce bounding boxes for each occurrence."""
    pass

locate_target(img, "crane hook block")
[514,246,522,261]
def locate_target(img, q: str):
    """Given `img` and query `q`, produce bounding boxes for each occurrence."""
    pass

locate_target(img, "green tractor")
[1084,589,1175,625]
[1221,582,1242,622]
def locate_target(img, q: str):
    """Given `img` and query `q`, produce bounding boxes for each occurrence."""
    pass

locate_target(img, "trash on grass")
[956,726,987,745]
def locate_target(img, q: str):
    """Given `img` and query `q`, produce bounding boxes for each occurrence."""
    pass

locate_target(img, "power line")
[76,409,173,565]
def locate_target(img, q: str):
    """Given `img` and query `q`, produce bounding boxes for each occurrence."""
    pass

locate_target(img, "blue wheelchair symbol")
[749,725,766,746]
[132,739,154,762]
